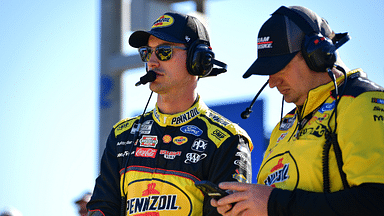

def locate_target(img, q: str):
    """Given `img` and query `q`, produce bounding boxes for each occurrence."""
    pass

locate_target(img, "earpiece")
[301,33,336,72]
[186,40,215,77]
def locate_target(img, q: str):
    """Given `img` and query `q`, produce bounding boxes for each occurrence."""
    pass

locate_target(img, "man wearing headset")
[211,6,384,216]
[87,12,253,216]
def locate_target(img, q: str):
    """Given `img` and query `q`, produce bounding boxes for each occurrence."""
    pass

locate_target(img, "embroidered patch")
[372,98,384,105]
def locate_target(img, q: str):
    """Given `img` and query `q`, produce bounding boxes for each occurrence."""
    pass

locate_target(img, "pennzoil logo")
[171,107,200,125]
[264,158,289,187]
[126,183,179,215]
[152,15,174,29]
[173,136,188,145]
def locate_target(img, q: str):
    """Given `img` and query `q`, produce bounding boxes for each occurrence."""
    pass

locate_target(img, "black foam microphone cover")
[135,70,157,86]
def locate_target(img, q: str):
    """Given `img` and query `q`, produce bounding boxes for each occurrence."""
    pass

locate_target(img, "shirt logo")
[126,183,179,215]
[162,135,172,143]
[276,132,288,143]
[279,114,296,131]
[131,120,154,135]
[160,150,182,159]
[173,136,188,145]
[372,98,384,105]
[207,111,230,126]
[264,158,289,187]
[139,135,158,148]
[135,147,157,158]
[318,101,336,113]
[171,107,200,125]
[184,153,207,164]
[180,125,203,136]
[191,139,208,152]
[212,129,226,140]
[232,169,248,183]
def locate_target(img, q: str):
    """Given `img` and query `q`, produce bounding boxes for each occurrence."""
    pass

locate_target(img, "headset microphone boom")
[135,70,157,86]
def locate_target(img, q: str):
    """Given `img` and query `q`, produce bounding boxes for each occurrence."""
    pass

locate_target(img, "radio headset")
[186,39,227,77]
[186,16,227,77]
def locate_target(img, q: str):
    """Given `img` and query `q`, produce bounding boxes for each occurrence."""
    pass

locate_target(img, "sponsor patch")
[276,132,288,143]
[135,147,157,158]
[162,135,172,143]
[173,136,188,145]
[279,114,296,131]
[117,150,132,158]
[264,158,289,187]
[308,113,329,125]
[232,169,247,183]
[180,125,203,136]
[131,120,154,135]
[117,141,133,146]
[191,139,208,152]
[207,111,230,126]
[152,15,174,28]
[211,129,226,140]
[140,135,158,148]
[318,101,336,113]
[184,153,207,164]
[372,98,384,105]
[160,150,182,159]
[115,120,134,136]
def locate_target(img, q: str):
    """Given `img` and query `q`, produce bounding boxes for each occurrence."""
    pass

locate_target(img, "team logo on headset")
[152,15,174,28]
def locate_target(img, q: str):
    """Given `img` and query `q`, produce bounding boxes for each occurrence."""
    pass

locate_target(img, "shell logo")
[152,15,174,28]
[162,135,172,144]
[173,136,188,145]
[126,180,193,215]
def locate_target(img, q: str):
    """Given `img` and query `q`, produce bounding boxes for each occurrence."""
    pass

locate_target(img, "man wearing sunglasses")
[87,12,253,216]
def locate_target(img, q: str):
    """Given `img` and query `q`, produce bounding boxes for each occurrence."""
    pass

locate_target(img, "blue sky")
[1,0,383,215]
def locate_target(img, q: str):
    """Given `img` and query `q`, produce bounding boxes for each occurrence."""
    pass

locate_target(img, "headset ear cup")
[302,33,337,72]
[186,41,214,77]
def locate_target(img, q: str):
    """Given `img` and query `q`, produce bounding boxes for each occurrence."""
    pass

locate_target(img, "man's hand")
[210,182,274,216]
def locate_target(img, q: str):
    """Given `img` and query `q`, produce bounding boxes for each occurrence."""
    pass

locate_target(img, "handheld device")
[195,180,229,199]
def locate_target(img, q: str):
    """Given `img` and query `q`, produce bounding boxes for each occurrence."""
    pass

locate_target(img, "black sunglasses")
[138,45,187,62]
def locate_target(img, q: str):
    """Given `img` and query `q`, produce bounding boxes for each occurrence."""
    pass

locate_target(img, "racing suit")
[257,69,384,215]
[87,96,253,216]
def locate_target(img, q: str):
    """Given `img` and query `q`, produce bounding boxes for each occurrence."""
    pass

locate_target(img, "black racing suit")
[87,97,253,216]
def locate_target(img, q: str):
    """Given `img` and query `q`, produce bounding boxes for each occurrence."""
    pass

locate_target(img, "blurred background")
[1,0,383,215]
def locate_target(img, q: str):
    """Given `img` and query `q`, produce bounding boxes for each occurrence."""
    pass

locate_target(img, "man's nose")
[268,74,280,88]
